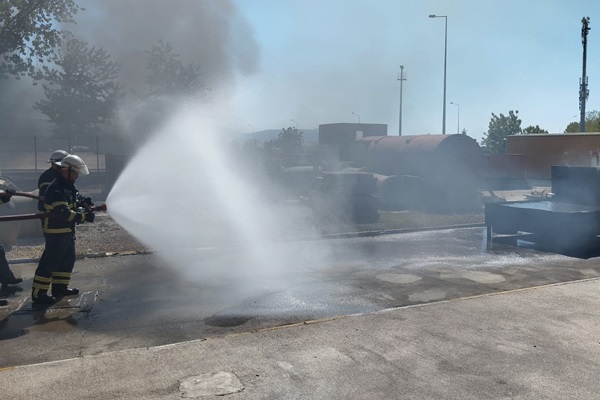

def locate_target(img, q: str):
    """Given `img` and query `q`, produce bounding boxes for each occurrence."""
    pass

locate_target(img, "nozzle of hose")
[90,204,107,212]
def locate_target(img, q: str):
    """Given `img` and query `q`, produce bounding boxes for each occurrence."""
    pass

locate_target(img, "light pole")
[450,102,459,134]
[352,112,360,123]
[397,65,406,135]
[580,16,591,132]
[429,14,447,134]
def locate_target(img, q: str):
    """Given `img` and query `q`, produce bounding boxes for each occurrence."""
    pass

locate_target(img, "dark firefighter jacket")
[38,167,59,211]
[41,176,86,234]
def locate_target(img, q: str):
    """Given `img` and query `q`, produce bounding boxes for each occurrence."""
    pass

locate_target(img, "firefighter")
[37,149,69,211]
[0,189,23,296]
[31,154,95,304]
[0,189,23,306]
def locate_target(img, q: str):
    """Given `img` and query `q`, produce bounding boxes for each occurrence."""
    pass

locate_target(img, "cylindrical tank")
[359,134,485,211]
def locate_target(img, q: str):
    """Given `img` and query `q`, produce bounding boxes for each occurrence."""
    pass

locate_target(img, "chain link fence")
[0,135,133,173]
[0,135,134,198]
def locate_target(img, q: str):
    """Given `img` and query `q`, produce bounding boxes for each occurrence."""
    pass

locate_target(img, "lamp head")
[429,14,436,18]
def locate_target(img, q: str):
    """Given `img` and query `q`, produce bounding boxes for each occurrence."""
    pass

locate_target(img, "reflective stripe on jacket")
[38,167,59,211]
[42,177,83,234]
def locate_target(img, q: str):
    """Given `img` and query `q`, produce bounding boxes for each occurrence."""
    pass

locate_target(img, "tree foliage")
[480,110,522,154]
[564,121,579,133]
[266,127,304,154]
[564,111,600,133]
[145,40,206,98]
[0,0,80,80]
[522,125,548,134]
[34,35,123,141]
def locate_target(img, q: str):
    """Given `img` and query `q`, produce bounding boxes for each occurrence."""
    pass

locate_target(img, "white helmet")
[58,154,89,175]
[48,149,69,163]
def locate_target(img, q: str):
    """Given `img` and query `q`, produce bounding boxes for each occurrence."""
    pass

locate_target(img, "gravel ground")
[5,213,149,262]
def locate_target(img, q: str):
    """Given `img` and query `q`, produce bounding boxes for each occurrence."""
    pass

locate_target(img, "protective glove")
[85,212,95,223]
[0,188,15,203]
[81,197,94,208]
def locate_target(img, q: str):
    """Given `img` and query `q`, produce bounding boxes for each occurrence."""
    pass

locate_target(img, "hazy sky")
[3,0,598,145]
[228,0,600,143]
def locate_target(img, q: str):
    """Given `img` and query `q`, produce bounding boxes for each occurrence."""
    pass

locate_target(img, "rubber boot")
[32,290,56,305]
[52,284,79,299]
[32,274,55,304]
[6,277,23,286]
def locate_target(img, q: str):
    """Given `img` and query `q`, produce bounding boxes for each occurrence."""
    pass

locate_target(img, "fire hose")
[0,190,107,222]
[9,191,42,201]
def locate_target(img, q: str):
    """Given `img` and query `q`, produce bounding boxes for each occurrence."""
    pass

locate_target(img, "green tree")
[34,35,123,144]
[522,125,548,134]
[565,121,579,133]
[0,0,80,80]
[266,127,304,154]
[480,110,522,154]
[565,111,600,133]
[145,40,207,98]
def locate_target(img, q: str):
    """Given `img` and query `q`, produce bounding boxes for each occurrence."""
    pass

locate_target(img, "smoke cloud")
[70,0,259,95]
[0,0,260,138]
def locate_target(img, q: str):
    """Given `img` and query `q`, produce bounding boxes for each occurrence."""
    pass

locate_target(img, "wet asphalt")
[1,226,599,371]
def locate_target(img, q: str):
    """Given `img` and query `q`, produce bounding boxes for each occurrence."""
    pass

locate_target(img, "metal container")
[507,133,600,179]
[485,165,600,256]
[485,200,600,254]
[359,134,484,211]
[551,165,600,206]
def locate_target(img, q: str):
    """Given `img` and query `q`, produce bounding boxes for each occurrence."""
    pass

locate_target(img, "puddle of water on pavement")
[461,271,506,284]
[376,273,422,284]
[0,292,95,339]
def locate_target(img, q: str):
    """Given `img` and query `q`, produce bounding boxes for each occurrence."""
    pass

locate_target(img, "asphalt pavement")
[1,227,600,399]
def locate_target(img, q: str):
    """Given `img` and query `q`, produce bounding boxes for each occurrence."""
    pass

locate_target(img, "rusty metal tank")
[357,134,485,211]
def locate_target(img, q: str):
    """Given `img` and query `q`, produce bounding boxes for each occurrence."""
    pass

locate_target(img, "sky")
[2,0,599,146]
[228,0,600,143]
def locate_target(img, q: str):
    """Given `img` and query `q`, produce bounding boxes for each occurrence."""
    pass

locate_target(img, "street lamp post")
[450,102,459,134]
[352,112,361,123]
[429,14,448,134]
[397,65,406,135]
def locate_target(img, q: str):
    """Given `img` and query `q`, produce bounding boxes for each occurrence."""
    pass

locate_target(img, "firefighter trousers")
[32,232,76,298]
[0,243,17,286]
